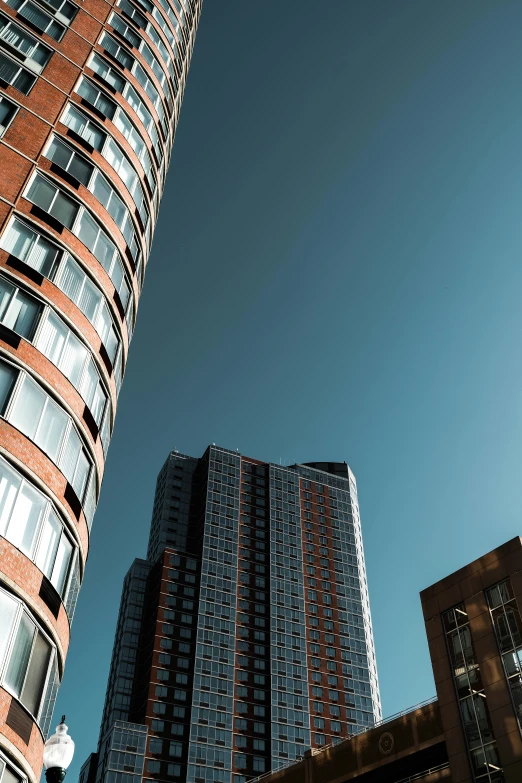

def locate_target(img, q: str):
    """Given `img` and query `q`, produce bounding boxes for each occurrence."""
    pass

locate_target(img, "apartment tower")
[0,1,201,780]
[80,445,381,783]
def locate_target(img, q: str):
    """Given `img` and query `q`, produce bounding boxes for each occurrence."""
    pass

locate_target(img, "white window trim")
[0,354,97,505]
[0,214,125,373]
[23,170,133,312]
[0,584,57,725]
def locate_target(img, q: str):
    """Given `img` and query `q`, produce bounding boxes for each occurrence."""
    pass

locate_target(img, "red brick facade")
[0,0,202,777]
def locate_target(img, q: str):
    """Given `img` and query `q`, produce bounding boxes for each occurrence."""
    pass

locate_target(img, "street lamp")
[43,717,75,783]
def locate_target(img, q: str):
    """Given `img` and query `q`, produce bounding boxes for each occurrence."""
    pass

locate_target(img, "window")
[46,133,95,183]
[253,722,265,734]
[171,724,183,736]
[5,0,75,40]
[253,739,265,751]
[331,720,341,732]
[0,275,41,340]
[36,309,108,425]
[315,734,326,746]
[109,11,140,48]
[172,706,185,718]
[61,101,153,225]
[253,706,265,717]
[45,135,141,261]
[0,96,17,136]
[234,754,246,770]
[0,218,121,363]
[0,586,57,724]
[151,720,164,732]
[24,174,132,309]
[147,760,160,773]
[149,738,162,753]
[234,736,246,748]
[253,758,265,773]
[169,742,182,758]
[3,362,93,503]
[235,718,247,731]
[167,764,181,778]
[0,15,52,71]
[314,717,324,729]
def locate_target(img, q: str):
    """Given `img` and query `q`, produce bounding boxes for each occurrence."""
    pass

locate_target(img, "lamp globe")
[43,717,74,783]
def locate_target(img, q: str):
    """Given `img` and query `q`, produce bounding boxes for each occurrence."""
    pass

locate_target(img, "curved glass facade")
[0,0,201,776]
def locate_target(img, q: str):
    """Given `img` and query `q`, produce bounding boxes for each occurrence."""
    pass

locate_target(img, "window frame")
[0,584,58,725]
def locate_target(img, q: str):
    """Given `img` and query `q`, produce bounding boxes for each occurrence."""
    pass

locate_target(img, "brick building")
[80,445,382,783]
[237,536,522,783]
[0,1,201,780]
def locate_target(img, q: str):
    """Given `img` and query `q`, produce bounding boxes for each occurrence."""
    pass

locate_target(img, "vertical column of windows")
[232,461,271,782]
[269,466,309,770]
[347,476,381,721]
[442,604,504,783]
[146,553,199,782]
[486,580,522,734]
[299,468,379,746]
[187,448,240,783]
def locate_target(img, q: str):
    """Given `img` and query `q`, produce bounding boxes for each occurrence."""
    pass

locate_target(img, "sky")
[54,0,522,777]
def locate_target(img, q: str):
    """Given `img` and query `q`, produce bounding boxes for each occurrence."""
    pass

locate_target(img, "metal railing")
[247,696,438,783]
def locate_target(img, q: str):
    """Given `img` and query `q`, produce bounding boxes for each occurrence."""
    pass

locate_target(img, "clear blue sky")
[56,1,522,776]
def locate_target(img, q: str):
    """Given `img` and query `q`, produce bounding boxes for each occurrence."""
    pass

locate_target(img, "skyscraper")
[80,445,381,783]
[0,0,201,779]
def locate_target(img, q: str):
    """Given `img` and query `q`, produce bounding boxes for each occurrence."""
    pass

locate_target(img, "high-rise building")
[80,444,382,783]
[234,535,522,783]
[0,0,201,779]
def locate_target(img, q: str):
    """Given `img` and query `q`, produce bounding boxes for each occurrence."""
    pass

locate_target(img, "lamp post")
[43,717,75,783]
